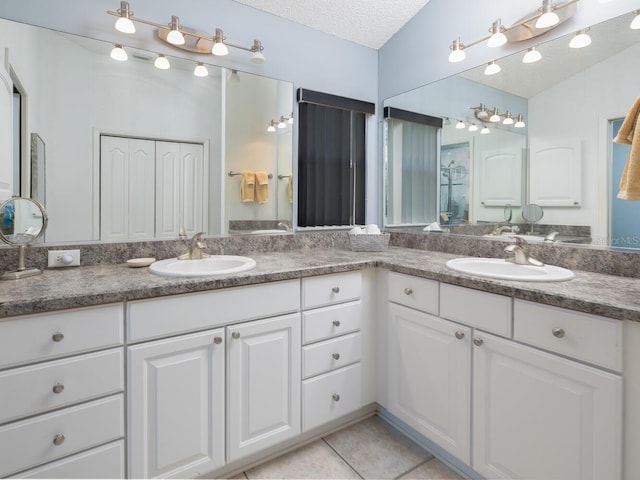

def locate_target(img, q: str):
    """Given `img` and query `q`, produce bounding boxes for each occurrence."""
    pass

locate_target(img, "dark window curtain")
[298,103,365,227]
[401,122,438,223]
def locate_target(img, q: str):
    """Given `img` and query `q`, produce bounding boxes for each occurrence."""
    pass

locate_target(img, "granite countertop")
[1,246,639,322]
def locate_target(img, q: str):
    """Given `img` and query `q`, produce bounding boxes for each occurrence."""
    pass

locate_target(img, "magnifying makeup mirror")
[0,196,48,280]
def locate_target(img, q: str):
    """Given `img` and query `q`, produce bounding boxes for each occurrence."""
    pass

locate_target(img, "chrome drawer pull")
[332,393,341,402]
[53,433,65,446]
[332,286,340,294]
[213,336,222,344]
[231,332,240,339]
[52,332,64,342]
[473,337,484,347]
[552,328,565,338]
[52,383,65,394]
[332,353,340,360]
[404,287,413,295]
[333,320,341,327]
[455,331,465,340]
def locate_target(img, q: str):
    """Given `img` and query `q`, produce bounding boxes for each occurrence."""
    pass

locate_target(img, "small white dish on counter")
[127,257,156,268]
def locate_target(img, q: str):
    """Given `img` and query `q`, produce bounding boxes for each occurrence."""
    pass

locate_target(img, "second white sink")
[149,256,256,277]
[446,257,574,282]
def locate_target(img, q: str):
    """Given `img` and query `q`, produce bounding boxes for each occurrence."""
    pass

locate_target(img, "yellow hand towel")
[240,171,255,202]
[616,97,640,200]
[255,172,269,204]
[288,175,293,204]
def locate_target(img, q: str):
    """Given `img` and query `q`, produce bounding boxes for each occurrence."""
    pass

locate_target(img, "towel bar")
[228,171,273,179]
[278,174,292,179]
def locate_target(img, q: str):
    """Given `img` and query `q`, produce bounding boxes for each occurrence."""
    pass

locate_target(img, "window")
[297,89,374,227]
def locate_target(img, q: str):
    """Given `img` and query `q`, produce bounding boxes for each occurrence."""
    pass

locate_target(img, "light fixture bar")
[107,3,265,61]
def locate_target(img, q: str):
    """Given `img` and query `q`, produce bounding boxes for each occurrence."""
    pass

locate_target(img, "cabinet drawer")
[302,301,361,344]
[388,272,438,314]
[440,284,512,337]
[0,349,123,424]
[0,395,124,478]
[302,363,362,431]
[127,279,300,342]
[514,300,623,371]
[0,304,123,369]
[302,271,361,309]
[303,332,361,379]
[16,440,124,479]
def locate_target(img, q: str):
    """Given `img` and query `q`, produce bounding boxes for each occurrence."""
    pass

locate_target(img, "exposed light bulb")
[523,47,542,64]
[212,28,229,56]
[166,16,185,45]
[515,115,526,128]
[110,44,128,61]
[193,62,209,77]
[455,120,466,129]
[114,1,135,33]
[154,54,170,70]
[484,61,501,76]
[480,126,490,134]
[468,124,479,132]
[569,30,591,49]
[487,20,507,48]
[631,11,640,29]
[536,1,559,29]
[448,39,466,63]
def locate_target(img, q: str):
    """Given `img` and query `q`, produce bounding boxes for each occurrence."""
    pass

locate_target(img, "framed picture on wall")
[30,133,45,205]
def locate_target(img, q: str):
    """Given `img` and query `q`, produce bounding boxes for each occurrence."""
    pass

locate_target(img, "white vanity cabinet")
[0,304,125,478]
[301,271,364,431]
[387,273,471,463]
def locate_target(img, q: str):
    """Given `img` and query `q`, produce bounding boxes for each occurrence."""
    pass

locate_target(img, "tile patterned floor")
[234,415,463,479]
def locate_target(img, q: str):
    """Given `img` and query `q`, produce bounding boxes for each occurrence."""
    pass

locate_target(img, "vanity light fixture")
[447,0,578,63]
[536,0,560,28]
[480,126,490,134]
[193,62,209,77]
[569,29,591,48]
[154,54,170,69]
[631,10,640,29]
[503,111,514,125]
[114,1,136,34]
[476,104,489,119]
[522,46,542,63]
[489,108,502,122]
[267,120,277,133]
[110,44,128,61]
[278,116,287,129]
[515,114,526,128]
[287,113,294,125]
[487,20,507,48]
[468,124,479,132]
[471,104,526,128]
[107,2,265,63]
[456,120,466,129]
[484,61,501,76]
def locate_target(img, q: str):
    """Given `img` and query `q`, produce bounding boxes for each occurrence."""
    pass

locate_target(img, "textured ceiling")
[232,0,432,49]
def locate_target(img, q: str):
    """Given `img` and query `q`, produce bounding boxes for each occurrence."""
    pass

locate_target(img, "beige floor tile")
[324,416,432,479]
[399,458,464,480]
[244,439,360,479]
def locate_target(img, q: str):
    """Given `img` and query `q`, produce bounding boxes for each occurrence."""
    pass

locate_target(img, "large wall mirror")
[0,17,293,244]
[384,10,640,249]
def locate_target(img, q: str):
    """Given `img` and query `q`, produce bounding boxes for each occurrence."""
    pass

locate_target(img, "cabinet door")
[472,332,622,480]
[128,329,225,479]
[387,303,471,462]
[227,313,301,462]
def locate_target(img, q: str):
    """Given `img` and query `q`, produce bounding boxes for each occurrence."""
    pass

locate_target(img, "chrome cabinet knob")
[455,331,465,340]
[331,286,340,294]
[332,320,341,327]
[552,328,565,338]
[231,332,240,339]
[332,353,340,360]
[213,336,222,344]
[52,383,65,394]
[404,287,413,295]
[52,332,64,342]
[53,433,65,446]
[473,337,484,347]
[332,394,341,402]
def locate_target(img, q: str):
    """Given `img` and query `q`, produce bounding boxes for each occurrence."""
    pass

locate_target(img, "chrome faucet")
[503,237,544,266]
[491,225,520,236]
[277,221,291,232]
[178,231,209,260]
[544,231,559,243]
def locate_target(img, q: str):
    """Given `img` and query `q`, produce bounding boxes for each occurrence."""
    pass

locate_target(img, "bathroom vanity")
[0,245,638,479]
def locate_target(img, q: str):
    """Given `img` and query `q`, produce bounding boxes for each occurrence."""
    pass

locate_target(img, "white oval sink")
[446,257,574,282]
[251,229,287,234]
[149,256,256,277]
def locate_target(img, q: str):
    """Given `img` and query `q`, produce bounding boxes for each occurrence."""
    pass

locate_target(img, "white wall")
[528,43,640,242]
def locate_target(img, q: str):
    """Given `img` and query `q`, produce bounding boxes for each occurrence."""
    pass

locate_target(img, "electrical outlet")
[48,249,81,268]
